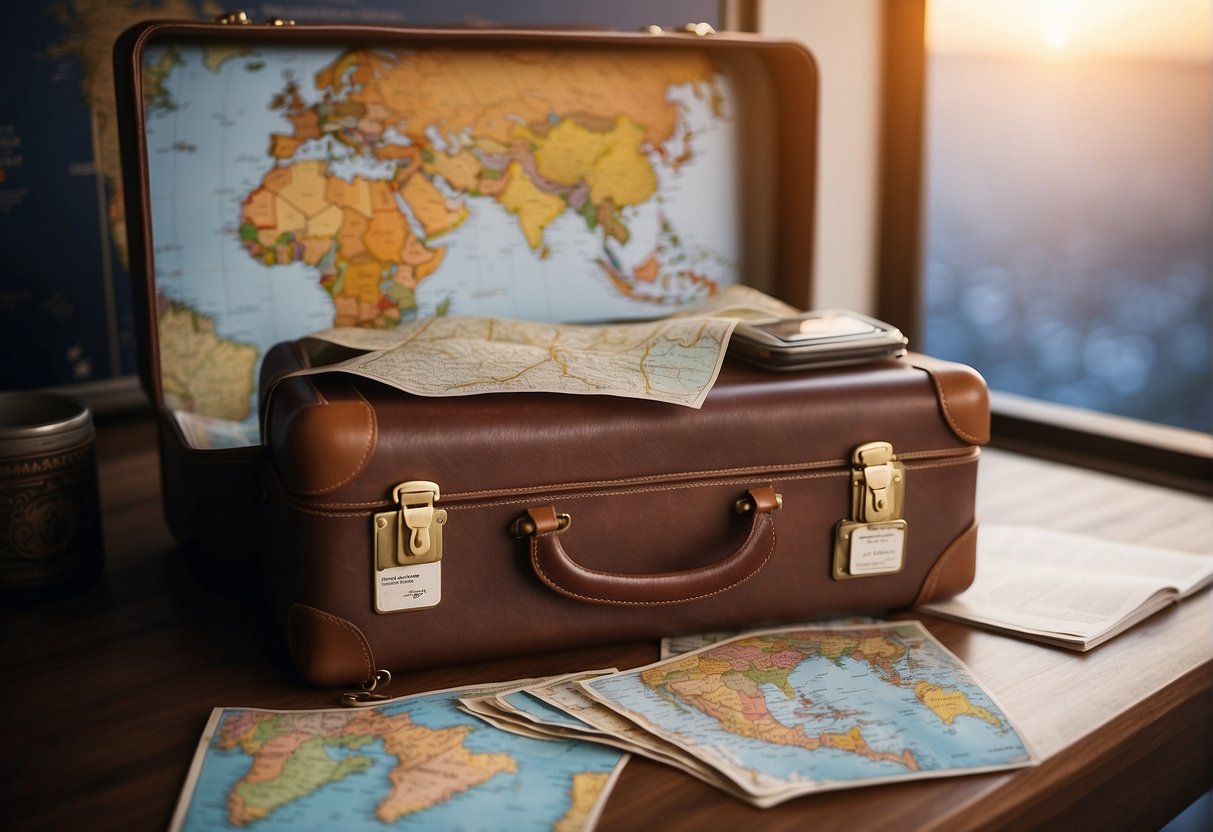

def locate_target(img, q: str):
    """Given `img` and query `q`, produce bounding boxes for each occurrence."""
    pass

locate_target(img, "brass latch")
[374,481,446,570]
[852,441,903,523]
[833,442,907,580]
[371,481,445,614]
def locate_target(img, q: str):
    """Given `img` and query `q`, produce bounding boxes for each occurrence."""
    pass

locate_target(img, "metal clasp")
[833,441,908,580]
[397,481,444,559]
[853,441,903,523]
[374,481,446,570]
[339,669,392,707]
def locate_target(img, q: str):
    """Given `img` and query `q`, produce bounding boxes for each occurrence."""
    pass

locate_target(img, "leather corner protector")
[286,603,376,687]
[912,521,978,607]
[275,394,377,495]
[909,353,991,446]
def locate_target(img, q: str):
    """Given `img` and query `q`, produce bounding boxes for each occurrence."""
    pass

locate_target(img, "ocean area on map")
[757,658,1017,779]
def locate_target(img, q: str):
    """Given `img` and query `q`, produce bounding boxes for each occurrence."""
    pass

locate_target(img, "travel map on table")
[169,683,626,831]
[581,621,1035,803]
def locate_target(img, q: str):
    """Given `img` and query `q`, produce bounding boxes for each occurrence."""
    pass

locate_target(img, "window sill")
[989,391,1213,495]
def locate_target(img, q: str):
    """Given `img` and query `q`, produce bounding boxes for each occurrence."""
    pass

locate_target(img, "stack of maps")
[170,621,1036,831]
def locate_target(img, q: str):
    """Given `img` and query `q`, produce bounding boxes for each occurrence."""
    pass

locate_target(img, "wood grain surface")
[1,415,1209,831]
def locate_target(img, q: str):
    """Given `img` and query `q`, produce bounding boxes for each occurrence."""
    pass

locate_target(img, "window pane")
[922,1,1212,433]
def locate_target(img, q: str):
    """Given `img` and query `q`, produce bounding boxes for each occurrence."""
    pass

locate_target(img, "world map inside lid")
[143,39,754,429]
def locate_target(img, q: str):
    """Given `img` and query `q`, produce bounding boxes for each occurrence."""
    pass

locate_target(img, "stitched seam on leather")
[528,517,776,606]
[915,521,978,605]
[448,448,969,498]
[896,448,971,461]
[284,470,844,513]
[449,459,845,499]
[469,455,976,512]
[451,456,960,502]
[293,605,373,680]
[280,452,980,515]
[921,365,983,445]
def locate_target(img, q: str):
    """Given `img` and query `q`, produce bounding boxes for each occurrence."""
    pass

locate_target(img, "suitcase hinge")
[214,10,296,25]
[641,22,716,36]
[374,481,446,569]
[833,442,907,580]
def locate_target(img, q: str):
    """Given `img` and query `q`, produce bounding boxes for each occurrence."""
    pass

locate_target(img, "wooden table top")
[2,412,1210,831]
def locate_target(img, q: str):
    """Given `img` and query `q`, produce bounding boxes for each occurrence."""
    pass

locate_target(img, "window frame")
[873,0,1213,495]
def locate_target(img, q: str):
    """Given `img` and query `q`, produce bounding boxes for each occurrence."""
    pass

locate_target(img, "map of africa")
[141,35,744,432]
[582,622,1034,802]
[170,685,626,831]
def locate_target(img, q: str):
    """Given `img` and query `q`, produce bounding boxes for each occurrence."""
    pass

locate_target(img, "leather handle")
[521,486,780,606]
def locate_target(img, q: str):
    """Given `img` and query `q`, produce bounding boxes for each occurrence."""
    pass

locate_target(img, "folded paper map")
[295,315,737,408]
[579,621,1036,805]
[172,286,797,448]
[658,615,878,659]
[293,285,798,409]
[169,682,627,832]
[461,671,757,804]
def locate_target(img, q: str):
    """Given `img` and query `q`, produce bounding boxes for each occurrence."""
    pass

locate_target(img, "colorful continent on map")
[213,708,517,826]
[639,630,1007,772]
[157,299,257,421]
[555,771,613,832]
[239,47,724,327]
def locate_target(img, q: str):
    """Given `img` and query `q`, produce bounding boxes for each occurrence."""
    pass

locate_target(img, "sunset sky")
[927,0,1212,62]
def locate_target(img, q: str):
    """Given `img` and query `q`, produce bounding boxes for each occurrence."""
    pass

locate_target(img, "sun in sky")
[927,0,1211,62]
[1043,26,1071,52]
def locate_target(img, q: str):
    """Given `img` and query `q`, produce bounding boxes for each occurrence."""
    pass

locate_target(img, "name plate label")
[848,523,907,576]
[375,561,441,613]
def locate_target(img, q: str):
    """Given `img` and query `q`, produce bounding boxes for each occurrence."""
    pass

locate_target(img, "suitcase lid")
[112,20,818,442]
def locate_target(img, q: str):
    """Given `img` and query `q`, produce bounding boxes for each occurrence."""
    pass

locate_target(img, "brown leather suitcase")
[114,20,988,687]
[262,347,987,686]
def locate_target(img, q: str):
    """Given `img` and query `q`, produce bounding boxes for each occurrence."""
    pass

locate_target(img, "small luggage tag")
[373,481,445,613]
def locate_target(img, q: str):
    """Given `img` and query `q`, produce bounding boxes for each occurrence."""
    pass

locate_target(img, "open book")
[918,524,1213,650]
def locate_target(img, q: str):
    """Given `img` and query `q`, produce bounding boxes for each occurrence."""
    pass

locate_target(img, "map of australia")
[143,40,743,431]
